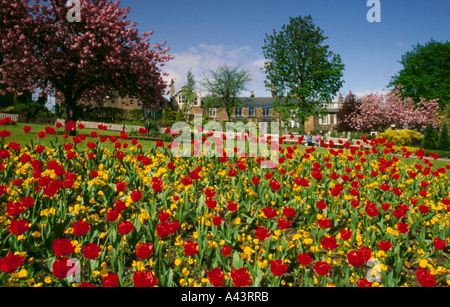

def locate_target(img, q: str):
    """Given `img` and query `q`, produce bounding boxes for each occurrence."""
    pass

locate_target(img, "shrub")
[131,109,144,123]
[438,123,450,151]
[162,108,176,125]
[379,128,423,147]
[421,124,439,150]
[175,110,186,123]
[144,119,161,137]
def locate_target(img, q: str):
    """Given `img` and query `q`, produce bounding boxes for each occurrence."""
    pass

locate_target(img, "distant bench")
[325,137,349,147]
[351,139,371,148]
[0,113,19,122]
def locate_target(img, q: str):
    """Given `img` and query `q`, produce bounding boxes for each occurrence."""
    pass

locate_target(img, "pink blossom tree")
[0,0,173,126]
[345,87,441,132]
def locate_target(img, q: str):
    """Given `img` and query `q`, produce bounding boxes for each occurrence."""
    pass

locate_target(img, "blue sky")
[119,0,449,101]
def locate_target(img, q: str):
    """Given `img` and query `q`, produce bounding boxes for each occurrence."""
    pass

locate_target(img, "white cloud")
[161,43,269,97]
[353,87,387,98]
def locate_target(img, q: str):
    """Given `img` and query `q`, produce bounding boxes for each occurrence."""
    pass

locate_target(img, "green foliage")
[389,39,450,110]
[175,110,186,123]
[262,15,345,127]
[200,64,251,119]
[337,93,362,132]
[0,92,15,108]
[13,99,52,123]
[81,106,124,123]
[162,108,176,124]
[438,123,450,151]
[378,128,423,147]
[183,69,197,113]
[130,109,144,123]
[421,124,439,150]
[144,119,161,137]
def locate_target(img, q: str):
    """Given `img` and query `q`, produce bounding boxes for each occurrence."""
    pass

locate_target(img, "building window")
[178,95,186,104]
[333,114,337,125]
[194,96,200,106]
[235,108,243,117]
[319,114,330,125]
[209,108,216,118]
[263,107,271,117]
[248,107,255,117]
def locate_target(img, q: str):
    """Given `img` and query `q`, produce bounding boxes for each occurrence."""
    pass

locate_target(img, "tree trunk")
[64,92,78,136]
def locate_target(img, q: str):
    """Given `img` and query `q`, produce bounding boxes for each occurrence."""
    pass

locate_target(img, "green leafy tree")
[162,108,176,124]
[175,109,186,123]
[389,39,450,110]
[262,15,345,131]
[182,69,197,113]
[336,91,361,132]
[200,64,252,120]
[421,123,439,150]
[438,123,450,151]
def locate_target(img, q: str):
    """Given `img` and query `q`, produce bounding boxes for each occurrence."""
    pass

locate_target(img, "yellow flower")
[40,208,56,216]
[182,268,190,276]
[175,258,183,266]
[11,268,27,279]
[303,238,313,245]
[132,260,145,271]
[419,259,428,268]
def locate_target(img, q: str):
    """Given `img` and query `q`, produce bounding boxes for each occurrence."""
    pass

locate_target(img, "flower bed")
[0,120,449,287]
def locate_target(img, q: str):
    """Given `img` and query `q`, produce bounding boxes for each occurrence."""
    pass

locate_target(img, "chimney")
[170,79,175,96]
[272,86,277,98]
[338,93,343,104]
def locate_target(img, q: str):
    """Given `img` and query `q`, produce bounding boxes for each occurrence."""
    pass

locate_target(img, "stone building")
[170,80,344,133]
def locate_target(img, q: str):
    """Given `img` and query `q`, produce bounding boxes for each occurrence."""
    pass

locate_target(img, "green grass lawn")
[2,122,158,152]
[2,122,449,176]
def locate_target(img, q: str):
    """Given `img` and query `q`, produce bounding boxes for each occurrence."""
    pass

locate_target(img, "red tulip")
[72,219,90,236]
[357,278,373,287]
[83,243,101,260]
[282,206,296,218]
[136,242,154,259]
[133,270,158,287]
[52,238,75,257]
[269,180,281,191]
[103,272,119,287]
[255,226,271,240]
[107,209,119,222]
[0,252,25,273]
[347,246,371,267]
[10,218,30,236]
[297,253,313,266]
[184,240,199,257]
[212,215,222,226]
[339,229,352,241]
[262,206,277,219]
[206,268,225,287]
[277,217,291,229]
[230,268,252,287]
[416,267,436,287]
[320,235,340,250]
[313,261,331,276]
[270,259,288,276]
[221,246,232,256]
[118,221,135,235]
[130,190,143,202]
[52,258,79,280]
[377,240,392,252]
[433,238,446,250]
